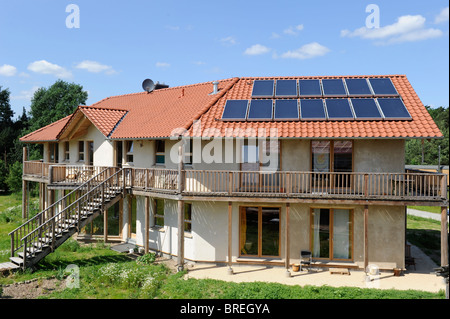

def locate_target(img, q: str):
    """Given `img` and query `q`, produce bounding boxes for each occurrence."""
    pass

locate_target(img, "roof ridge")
[89,77,238,107]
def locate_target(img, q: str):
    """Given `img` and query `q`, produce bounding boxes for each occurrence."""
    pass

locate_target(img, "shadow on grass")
[37,254,133,271]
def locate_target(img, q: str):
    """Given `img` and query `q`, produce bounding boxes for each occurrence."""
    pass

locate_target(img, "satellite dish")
[142,79,155,93]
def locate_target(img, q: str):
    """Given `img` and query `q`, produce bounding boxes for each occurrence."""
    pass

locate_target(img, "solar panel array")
[221,77,412,121]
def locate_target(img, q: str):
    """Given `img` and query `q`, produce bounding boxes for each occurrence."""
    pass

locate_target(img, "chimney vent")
[212,81,219,94]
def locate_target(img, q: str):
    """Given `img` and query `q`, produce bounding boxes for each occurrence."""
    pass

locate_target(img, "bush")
[136,253,156,265]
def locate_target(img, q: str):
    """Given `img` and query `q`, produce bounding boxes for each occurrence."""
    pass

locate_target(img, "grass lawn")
[0,193,446,299]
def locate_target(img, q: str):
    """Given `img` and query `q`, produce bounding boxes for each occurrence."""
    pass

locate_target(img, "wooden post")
[364,205,369,272]
[22,147,28,219]
[228,201,233,275]
[441,206,448,266]
[177,199,185,272]
[178,143,185,194]
[285,203,291,277]
[104,208,108,243]
[144,196,150,254]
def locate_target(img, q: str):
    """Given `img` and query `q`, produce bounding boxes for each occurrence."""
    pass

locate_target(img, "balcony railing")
[23,161,448,202]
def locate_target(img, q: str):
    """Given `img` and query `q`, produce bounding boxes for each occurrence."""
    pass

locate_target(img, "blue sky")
[0,0,448,119]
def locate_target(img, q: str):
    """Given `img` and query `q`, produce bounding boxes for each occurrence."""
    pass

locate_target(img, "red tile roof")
[195,75,443,139]
[20,75,443,143]
[19,115,71,142]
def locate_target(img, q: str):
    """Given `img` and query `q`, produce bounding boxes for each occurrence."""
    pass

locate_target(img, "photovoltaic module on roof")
[275,79,298,97]
[221,100,248,120]
[251,80,274,97]
[247,100,273,120]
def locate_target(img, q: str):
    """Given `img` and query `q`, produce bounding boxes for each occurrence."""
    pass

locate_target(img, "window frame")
[154,199,165,227]
[184,203,192,233]
[309,207,354,261]
[155,140,165,165]
[78,141,85,162]
[126,140,134,163]
[64,141,70,162]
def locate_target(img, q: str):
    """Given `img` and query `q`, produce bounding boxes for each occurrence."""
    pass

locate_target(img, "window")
[184,139,193,165]
[310,208,353,260]
[48,143,59,163]
[87,141,94,166]
[154,199,164,227]
[126,141,134,163]
[311,140,353,188]
[239,206,280,257]
[64,142,70,161]
[184,203,192,232]
[155,140,165,165]
[78,141,84,162]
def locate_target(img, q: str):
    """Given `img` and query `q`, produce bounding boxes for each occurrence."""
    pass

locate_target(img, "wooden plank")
[329,267,350,275]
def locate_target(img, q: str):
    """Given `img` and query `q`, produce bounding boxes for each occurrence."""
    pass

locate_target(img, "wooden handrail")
[10,167,120,259]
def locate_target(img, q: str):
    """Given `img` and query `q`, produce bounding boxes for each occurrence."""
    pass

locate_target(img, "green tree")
[405,106,449,166]
[24,80,88,159]
[5,161,22,193]
[0,86,15,165]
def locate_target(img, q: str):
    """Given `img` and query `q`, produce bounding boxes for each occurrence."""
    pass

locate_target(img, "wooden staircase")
[9,167,124,270]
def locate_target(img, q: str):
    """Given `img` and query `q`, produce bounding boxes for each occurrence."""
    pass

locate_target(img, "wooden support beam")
[285,203,290,277]
[22,147,28,219]
[177,199,185,272]
[441,206,448,266]
[104,209,108,243]
[145,196,150,254]
[364,205,369,272]
[228,201,233,275]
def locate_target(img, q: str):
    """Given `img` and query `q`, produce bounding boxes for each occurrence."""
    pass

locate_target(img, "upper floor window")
[155,140,165,165]
[184,139,193,166]
[311,140,353,173]
[64,142,70,161]
[78,141,84,162]
[48,143,59,163]
[126,141,134,163]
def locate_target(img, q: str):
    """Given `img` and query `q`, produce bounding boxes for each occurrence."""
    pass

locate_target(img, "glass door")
[240,206,280,257]
[311,208,353,260]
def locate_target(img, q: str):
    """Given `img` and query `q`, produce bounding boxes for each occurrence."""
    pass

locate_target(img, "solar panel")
[369,78,398,96]
[350,98,382,120]
[221,100,248,120]
[324,99,354,120]
[247,100,273,120]
[275,79,297,97]
[299,79,322,96]
[376,98,411,120]
[299,99,326,120]
[251,80,274,97]
[322,79,347,96]
[274,100,299,120]
[345,78,372,96]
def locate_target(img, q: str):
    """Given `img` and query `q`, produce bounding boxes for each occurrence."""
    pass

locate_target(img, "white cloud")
[341,15,443,44]
[27,60,72,78]
[155,62,170,68]
[220,36,237,46]
[283,24,304,35]
[281,42,330,60]
[435,7,449,24]
[0,64,17,76]
[75,60,116,74]
[10,85,40,101]
[244,44,271,56]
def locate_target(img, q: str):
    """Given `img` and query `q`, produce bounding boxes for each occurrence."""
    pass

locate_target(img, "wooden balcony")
[23,161,448,205]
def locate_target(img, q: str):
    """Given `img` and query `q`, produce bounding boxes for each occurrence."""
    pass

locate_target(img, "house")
[13,75,448,275]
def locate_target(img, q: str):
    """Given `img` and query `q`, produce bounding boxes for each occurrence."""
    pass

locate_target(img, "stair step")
[10,257,24,266]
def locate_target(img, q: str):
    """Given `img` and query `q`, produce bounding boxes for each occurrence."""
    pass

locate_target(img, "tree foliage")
[405,106,449,166]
